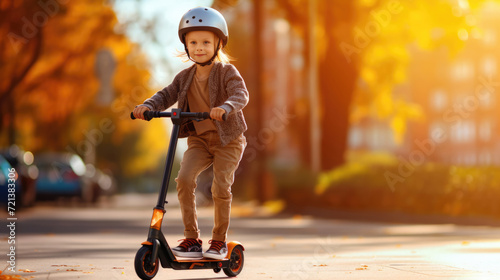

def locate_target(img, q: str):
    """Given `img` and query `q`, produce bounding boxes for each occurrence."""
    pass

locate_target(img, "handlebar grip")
[131,111,223,121]
[206,112,226,121]
[201,112,210,119]
[143,111,153,121]
[130,111,152,121]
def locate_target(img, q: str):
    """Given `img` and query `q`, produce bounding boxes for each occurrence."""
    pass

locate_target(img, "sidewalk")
[2,194,500,279]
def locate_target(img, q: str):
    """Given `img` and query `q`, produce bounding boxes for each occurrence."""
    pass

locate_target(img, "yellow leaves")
[375,90,393,119]
[391,101,423,144]
[390,116,405,144]
[357,0,377,8]
[124,120,169,176]
[317,151,399,194]
[316,162,368,194]
[349,0,483,145]
[263,200,286,214]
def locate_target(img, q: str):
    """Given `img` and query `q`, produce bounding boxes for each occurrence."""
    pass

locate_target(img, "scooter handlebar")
[130,111,226,121]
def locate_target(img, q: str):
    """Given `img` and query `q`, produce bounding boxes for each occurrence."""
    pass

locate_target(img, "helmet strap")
[185,40,221,67]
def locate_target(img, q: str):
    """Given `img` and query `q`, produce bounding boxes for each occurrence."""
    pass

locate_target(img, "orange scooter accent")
[226,241,244,258]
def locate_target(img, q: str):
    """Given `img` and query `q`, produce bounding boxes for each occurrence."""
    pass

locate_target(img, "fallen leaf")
[0,271,31,280]
[355,265,368,270]
[112,267,124,269]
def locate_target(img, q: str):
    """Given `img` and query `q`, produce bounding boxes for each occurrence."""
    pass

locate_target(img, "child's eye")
[204,41,210,44]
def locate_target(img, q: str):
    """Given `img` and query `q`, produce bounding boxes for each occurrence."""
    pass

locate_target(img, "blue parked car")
[35,153,88,200]
[1,146,38,207]
[0,155,19,208]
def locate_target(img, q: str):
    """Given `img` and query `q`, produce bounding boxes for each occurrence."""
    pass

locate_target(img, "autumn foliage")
[0,1,168,184]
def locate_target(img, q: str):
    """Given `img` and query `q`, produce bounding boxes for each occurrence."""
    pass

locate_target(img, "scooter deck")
[168,257,231,270]
[175,258,229,262]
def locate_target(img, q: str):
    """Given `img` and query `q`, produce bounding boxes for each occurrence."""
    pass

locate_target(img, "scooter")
[130,109,244,279]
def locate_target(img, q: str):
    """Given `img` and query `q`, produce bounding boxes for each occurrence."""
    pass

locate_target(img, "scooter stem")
[156,122,180,208]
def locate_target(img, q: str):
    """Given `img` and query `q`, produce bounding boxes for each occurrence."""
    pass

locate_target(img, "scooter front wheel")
[135,246,159,279]
[223,245,244,277]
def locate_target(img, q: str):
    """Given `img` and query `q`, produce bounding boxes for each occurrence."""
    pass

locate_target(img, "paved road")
[2,194,500,280]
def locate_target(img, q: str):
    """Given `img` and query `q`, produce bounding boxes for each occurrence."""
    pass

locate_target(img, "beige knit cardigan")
[142,62,249,146]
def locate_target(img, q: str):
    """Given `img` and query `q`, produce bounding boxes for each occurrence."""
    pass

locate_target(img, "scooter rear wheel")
[135,246,159,279]
[223,245,244,277]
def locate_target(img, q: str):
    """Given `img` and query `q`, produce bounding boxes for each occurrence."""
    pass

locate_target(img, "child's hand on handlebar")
[133,105,150,120]
[210,107,226,121]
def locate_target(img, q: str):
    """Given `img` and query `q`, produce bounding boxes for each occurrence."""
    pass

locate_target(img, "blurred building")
[408,2,500,165]
[347,2,500,166]
[223,0,309,169]
[348,118,398,152]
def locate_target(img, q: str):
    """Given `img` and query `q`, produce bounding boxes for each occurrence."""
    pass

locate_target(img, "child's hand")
[210,107,226,121]
[133,105,150,120]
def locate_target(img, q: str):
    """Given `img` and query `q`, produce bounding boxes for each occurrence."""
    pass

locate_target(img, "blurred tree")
[275,0,357,171]
[276,0,478,170]
[1,1,119,148]
[0,0,169,187]
[0,1,43,145]
[351,0,476,143]
[212,0,270,201]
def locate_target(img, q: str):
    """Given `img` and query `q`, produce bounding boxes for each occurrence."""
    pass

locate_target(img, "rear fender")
[226,241,244,258]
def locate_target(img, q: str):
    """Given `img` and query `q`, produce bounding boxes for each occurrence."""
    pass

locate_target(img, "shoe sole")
[173,251,203,258]
[203,251,227,260]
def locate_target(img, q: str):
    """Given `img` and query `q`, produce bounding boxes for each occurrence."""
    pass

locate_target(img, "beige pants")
[175,131,246,242]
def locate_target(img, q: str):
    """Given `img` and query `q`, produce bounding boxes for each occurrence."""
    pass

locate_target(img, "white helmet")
[178,7,229,47]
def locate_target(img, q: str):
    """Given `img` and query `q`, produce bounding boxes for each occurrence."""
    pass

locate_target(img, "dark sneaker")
[203,240,228,260]
[172,238,203,258]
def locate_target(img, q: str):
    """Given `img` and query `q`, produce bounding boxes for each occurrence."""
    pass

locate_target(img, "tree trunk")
[318,1,357,171]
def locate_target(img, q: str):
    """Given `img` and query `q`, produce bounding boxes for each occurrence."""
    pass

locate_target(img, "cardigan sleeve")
[220,64,249,115]
[142,70,184,111]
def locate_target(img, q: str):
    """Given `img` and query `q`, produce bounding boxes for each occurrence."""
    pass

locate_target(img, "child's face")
[185,31,218,64]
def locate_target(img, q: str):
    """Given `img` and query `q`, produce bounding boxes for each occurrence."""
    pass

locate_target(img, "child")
[133,7,248,260]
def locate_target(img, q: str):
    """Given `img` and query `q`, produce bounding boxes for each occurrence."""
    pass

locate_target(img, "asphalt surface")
[2,194,500,280]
